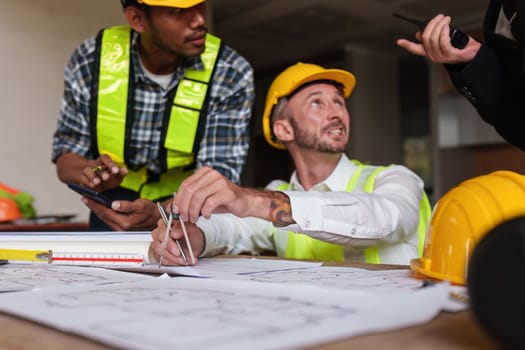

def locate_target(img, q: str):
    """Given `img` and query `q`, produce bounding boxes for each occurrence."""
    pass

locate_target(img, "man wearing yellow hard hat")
[150,62,431,266]
[52,0,255,231]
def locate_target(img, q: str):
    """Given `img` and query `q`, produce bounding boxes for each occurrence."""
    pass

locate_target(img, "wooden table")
[0,308,497,350]
[0,257,499,350]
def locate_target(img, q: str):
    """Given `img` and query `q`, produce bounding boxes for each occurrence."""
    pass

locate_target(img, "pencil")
[158,208,173,268]
[178,216,195,265]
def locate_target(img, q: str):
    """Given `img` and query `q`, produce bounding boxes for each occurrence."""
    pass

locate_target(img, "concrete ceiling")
[211,0,489,73]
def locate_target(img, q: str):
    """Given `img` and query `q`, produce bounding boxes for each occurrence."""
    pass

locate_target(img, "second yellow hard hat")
[411,170,525,285]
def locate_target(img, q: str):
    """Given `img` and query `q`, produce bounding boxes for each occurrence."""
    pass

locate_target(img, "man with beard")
[52,0,254,231]
[150,62,430,266]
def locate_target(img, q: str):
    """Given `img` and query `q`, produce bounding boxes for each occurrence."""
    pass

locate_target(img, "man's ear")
[124,6,147,32]
[273,119,294,144]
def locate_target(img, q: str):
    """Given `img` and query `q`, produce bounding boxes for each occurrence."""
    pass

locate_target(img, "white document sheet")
[0,263,153,292]
[111,259,468,312]
[225,265,469,312]
[0,276,451,350]
[229,265,423,291]
[113,257,322,277]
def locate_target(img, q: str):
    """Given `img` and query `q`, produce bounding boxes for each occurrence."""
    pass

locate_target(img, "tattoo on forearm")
[269,192,295,227]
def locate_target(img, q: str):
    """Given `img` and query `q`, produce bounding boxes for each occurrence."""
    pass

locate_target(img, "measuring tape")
[51,252,144,266]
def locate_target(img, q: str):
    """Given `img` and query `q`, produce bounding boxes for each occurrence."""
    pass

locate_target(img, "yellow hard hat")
[0,198,22,222]
[262,62,356,150]
[411,171,525,285]
[133,0,204,8]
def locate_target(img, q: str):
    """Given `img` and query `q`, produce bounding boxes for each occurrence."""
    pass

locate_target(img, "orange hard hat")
[411,170,525,285]
[0,198,22,222]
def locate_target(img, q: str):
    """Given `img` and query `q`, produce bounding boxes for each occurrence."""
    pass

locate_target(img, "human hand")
[81,197,159,231]
[173,166,254,223]
[82,154,128,191]
[149,215,205,266]
[396,14,481,64]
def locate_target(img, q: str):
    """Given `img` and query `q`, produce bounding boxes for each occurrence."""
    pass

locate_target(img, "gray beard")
[290,118,346,153]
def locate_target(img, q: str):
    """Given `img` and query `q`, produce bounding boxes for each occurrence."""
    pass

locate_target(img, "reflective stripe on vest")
[274,161,430,263]
[94,26,221,200]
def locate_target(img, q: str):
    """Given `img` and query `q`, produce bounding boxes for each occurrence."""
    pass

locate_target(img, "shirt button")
[304,220,311,228]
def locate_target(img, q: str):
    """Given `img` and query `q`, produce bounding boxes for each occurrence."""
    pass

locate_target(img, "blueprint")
[0,263,153,292]
[0,276,451,350]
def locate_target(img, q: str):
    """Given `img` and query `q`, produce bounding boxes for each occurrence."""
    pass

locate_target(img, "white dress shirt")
[198,154,426,264]
[495,6,517,41]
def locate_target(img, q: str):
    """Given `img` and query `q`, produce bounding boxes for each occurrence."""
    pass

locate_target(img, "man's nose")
[189,4,206,28]
[328,103,345,119]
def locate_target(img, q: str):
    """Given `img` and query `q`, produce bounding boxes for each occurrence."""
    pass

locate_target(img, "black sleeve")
[445,44,525,151]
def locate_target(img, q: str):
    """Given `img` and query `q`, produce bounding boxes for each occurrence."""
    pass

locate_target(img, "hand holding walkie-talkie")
[393,13,470,49]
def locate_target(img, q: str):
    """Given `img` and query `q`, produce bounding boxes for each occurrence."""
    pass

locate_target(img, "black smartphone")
[67,183,112,208]
[393,13,469,49]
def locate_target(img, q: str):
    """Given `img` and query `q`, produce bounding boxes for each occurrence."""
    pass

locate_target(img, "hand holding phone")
[393,13,469,49]
[67,183,112,208]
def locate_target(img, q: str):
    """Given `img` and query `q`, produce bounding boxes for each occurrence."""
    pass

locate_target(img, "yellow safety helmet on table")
[411,170,525,285]
[262,62,356,150]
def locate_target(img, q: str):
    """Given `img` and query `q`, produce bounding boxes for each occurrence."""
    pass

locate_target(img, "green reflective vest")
[90,25,221,200]
[273,161,431,263]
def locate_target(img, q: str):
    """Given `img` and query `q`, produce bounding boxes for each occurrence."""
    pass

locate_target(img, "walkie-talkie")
[393,13,470,49]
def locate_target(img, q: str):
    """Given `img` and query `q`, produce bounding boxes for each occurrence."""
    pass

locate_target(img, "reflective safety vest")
[273,161,431,263]
[89,26,222,200]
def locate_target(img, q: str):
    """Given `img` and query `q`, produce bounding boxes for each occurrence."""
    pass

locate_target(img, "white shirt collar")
[495,6,518,41]
[288,154,358,192]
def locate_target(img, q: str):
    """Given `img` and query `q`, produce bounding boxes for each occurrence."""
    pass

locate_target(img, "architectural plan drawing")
[112,257,322,277]
[0,276,450,350]
[230,266,422,293]
[112,258,467,312]
[227,266,469,312]
[0,264,153,292]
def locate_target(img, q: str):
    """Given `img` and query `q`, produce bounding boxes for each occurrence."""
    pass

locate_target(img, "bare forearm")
[246,189,295,227]
[55,153,95,184]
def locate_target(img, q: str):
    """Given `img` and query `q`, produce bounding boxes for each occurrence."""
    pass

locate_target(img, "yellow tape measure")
[0,248,51,262]
[0,249,144,266]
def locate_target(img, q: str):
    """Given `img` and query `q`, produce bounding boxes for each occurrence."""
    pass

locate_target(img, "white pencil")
[178,216,195,265]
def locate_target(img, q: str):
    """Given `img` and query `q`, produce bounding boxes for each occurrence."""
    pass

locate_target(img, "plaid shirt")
[52,29,255,184]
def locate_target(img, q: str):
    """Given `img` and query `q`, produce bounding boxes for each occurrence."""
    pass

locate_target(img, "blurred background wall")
[2,0,525,223]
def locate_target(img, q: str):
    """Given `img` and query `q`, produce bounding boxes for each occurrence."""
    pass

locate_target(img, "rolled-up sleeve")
[198,214,275,257]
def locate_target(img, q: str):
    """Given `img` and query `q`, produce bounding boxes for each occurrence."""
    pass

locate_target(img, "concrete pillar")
[343,45,403,165]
